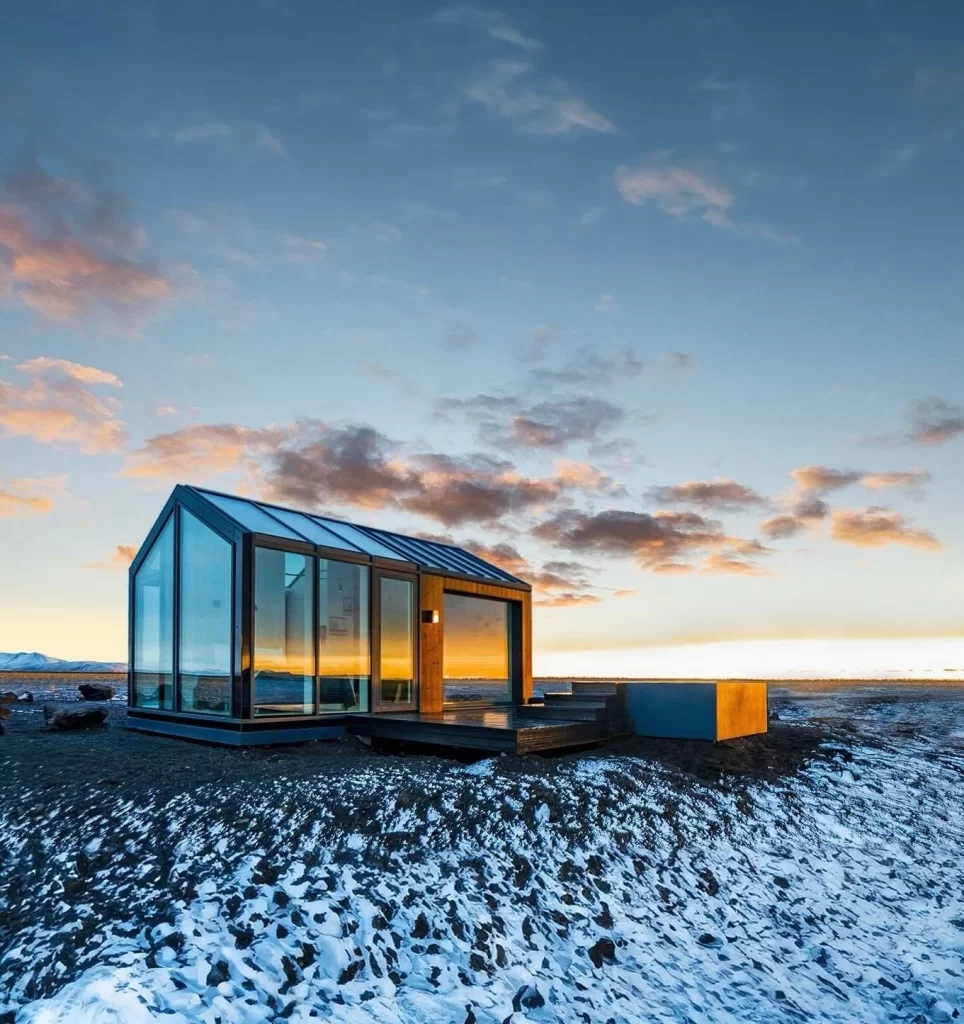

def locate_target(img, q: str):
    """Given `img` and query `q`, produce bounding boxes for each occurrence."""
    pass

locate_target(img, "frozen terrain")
[1,683,963,1023]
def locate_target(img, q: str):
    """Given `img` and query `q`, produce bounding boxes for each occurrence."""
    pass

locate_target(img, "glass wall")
[443,593,512,704]
[253,547,314,716]
[179,510,233,715]
[132,517,175,709]
[318,559,370,712]
[379,576,415,706]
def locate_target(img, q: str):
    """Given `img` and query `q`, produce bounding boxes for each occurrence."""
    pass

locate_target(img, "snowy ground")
[2,684,964,1023]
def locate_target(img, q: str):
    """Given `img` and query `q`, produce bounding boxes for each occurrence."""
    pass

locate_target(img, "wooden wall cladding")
[419,574,445,713]
[419,575,533,709]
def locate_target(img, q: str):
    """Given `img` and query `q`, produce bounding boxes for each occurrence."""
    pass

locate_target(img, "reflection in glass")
[319,559,370,712]
[443,593,511,704]
[254,548,314,715]
[133,517,175,709]
[379,577,414,705]
[179,510,232,715]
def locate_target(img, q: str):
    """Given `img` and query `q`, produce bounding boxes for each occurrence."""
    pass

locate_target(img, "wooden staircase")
[521,682,631,740]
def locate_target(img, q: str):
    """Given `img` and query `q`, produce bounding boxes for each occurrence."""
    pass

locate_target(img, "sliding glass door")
[374,572,417,711]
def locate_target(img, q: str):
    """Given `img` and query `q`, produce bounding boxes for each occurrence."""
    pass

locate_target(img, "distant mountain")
[0,652,126,673]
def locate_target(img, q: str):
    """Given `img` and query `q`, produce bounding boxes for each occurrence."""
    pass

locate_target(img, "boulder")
[1,691,17,701]
[78,683,115,702]
[44,704,108,731]
[18,693,34,703]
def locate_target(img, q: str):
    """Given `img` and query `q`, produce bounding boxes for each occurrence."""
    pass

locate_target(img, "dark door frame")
[372,569,419,713]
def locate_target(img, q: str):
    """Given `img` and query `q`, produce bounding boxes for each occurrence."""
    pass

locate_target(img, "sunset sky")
[1,1,963,675]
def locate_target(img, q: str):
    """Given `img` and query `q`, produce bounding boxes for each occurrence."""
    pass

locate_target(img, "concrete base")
[623,680,768,741]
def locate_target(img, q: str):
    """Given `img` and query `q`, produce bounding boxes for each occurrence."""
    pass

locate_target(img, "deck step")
[543,693,611,708]
[524,705,609,723]
[572,681,623,698]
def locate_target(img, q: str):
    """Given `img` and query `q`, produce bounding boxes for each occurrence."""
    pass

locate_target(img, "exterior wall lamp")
[422,609,440,624]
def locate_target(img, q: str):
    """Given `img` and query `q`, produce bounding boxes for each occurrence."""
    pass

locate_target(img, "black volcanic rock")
[43,704,109,731]
[78,683,116,701]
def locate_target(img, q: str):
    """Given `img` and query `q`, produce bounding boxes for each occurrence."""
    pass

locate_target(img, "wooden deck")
[347,706,610,754]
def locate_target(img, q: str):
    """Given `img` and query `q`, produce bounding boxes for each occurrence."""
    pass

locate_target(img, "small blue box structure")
[623,680,768,741]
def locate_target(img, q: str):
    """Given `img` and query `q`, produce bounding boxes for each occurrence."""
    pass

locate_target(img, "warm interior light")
[422,609,440,624]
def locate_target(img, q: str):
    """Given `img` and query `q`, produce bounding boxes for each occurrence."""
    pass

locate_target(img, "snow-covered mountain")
[0,652,126,673]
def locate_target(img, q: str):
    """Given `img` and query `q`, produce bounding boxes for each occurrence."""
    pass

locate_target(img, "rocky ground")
[1,679,963,1023]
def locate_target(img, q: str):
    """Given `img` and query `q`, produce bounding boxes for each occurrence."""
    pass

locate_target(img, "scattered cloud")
[15,356,122,387]
[594,292,614,314]
[173,122,233,145]
[459,57,615,136]
[440,393,627,453]
[790,465,862,495]
[84,544,137,570]
[458,539,601,607]
[167,207,325,272]
[908,398,964,446]
[532,344,644,387]
[434,4,542,53]
[532,508,729,573]
[0,140,175,327]
[760,496,829,540]
[154,404,179,417]
[125,420,613,528]
[648,476,766,510]
[701,550,769,575]
[614,157,793,242]
[0,204,171,326]
[122,422,290,480]
[0,358,127,452]
[615,160,733,218]
[172,121,288,156]
[613,588,637,598]
[552,459,622,494]
[0,475,62,518]
[831,507,941,550]
[861,469,931,491]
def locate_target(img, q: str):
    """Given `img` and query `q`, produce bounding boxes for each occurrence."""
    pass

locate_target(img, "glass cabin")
[127,485,533,744]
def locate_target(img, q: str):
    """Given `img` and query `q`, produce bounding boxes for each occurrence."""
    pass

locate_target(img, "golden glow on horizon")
[535,637,964,680]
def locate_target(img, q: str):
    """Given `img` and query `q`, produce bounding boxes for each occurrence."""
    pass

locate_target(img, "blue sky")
[1,0,962,670]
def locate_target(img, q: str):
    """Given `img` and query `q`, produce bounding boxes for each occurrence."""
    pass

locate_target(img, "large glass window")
[179,510,233,715]
[443,593,512,704]
[379,576,415,706]
[253,548,314,716]
[132,517,175,709]
[319,559,370,712]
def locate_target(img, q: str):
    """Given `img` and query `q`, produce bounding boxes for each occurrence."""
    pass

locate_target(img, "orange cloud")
[790,465,861,494]
[84,544,138,570]
[0,475,66,518]
[613,588,637,598]
[0,205,171,326]
[701,552,770,576]
[861,469,931,490]
[0,358,127,452]
[831,507,941,550]
[553,458,621,493]
[122,423,291,480]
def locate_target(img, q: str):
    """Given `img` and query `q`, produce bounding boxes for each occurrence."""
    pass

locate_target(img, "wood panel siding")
[419,574,445,712]
[418,575,532,709]
[715,681,769,740]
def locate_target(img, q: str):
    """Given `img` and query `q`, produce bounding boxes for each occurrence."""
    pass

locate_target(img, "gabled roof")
[183,485,527,587]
